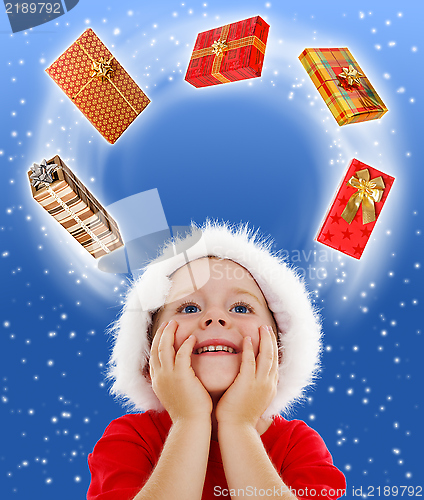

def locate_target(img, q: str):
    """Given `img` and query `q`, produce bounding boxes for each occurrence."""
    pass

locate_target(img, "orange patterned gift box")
[299,48,387,126]
[316,159,395,259]
[185,15,269,88]
[46,28,150,144]
[28,155,124,259]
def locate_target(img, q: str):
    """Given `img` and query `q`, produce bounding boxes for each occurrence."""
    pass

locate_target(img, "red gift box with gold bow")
[46,28,150,144]
[316,159,395,259]
[185,16,269,88]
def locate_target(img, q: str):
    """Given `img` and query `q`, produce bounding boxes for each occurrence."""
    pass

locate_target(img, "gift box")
[299,48,388,126]
[28,155,124,259]
[185,15,269,88]
[45,28,150,144]
[316,159,395,259]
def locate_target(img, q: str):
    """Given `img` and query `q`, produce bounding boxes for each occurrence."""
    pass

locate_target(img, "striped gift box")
[299,48,388,126]
[185,16,269,88]
[28,155,123,259]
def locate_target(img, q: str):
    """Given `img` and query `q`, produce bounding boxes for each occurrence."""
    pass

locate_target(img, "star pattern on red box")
[322,230,334,242]
[341,228,353,240]
[330,213,342,224]
[316,158,395,259]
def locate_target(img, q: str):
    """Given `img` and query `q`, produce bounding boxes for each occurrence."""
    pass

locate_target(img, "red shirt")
[87,411,346,500]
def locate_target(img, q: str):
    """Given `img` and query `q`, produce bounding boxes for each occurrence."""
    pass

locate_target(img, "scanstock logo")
[4,0,80,33]
[97,190,208,311]
[98,189,204,277]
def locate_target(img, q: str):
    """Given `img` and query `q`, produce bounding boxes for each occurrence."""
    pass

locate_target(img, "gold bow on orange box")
[91,56,114,81]
[190,24,266,84]
[341,168,385,225]
[338,64,363,87]
[336,63,381,110]
[72,43,138,115]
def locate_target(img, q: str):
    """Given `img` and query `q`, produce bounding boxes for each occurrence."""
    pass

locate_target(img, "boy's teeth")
[196,345,236,354]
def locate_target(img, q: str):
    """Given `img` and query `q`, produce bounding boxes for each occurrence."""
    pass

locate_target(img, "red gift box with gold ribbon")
[185,16,269,88]
[316,159,395,259]
[46,28,150,144]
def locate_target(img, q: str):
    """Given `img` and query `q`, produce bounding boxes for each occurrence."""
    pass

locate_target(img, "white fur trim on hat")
[107,220,322,418]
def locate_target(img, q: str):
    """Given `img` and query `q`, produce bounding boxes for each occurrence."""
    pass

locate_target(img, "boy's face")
[152,258,277,399]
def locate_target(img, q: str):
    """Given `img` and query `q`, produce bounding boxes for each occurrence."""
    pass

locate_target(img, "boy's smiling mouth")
[193,339,239,355]
[195,345,236,354]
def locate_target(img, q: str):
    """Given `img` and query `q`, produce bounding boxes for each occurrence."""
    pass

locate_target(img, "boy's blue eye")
[182,304,200,314]
[231,304,250,314]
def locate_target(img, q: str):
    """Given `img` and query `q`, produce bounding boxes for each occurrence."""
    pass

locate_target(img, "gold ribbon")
[336,63,381,110]
[71,42,138,115]
[341,169,385,225]
[190,25,266,84]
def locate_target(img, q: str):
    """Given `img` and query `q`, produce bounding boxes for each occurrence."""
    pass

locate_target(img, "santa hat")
[107,220,322,418]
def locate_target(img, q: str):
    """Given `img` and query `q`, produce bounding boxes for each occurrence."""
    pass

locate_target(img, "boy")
[87,222,346,499]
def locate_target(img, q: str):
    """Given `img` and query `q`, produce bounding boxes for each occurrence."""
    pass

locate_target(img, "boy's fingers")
[174,335,197,371]
[157,320,177,369]
[149,321,167,370]
[239,336,256,376]
[256,326,275,378]
[269,327,279,380]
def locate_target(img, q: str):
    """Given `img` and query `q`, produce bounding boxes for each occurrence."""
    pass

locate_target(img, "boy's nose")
[204,318,226,327]
[201,309,228,328]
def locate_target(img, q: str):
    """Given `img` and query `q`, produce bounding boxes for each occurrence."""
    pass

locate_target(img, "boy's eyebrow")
[166,286,197,303]
[166,287,264,306]
[231,287,264,306]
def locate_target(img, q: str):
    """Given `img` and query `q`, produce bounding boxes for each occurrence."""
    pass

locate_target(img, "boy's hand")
[215,325,278,427]
[149,320,213,423]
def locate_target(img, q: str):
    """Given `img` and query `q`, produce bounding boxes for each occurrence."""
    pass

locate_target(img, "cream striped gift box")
[28,155,123,259]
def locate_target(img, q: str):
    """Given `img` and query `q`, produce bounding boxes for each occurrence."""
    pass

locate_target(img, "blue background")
[0,0,423,497]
